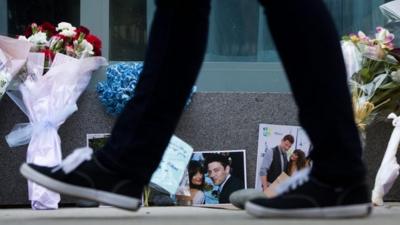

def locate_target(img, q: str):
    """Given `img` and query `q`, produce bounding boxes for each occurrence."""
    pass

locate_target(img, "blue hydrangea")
[97,62,196,116]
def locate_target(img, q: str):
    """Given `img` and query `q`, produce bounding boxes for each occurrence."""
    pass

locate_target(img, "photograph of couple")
[187,150,247,204]
[255,124,312,194]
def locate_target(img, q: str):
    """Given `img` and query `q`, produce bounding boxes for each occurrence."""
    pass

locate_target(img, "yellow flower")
[350,34,359,42]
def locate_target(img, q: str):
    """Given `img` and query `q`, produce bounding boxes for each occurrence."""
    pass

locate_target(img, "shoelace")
[52,147,93,174]
[275,167,311,195]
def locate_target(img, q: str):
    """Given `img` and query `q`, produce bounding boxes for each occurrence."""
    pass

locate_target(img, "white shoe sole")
[20,164,141,211]
[245,201,372,218]
[229,189,267,209]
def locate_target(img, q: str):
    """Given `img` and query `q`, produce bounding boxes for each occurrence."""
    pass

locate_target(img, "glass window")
[0,0,395,92]
[204,0,389,63]
[7,0,80,37]
[109,0,147,61]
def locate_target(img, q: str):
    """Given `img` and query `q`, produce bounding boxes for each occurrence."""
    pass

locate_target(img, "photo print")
[187,150,247,205]
[255,124,312,194]
[86,133,110,151]
[86,134,247,206]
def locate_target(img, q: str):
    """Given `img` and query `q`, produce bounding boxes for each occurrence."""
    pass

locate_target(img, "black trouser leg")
[97,0,211,185]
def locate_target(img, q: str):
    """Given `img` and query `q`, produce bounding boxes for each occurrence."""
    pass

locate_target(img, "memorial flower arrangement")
[343,26,400,207]
[18,22,102,69]
[97,62,197,116]
[342,27,400,130]
[97,62,143,116]
[5,21,107,210]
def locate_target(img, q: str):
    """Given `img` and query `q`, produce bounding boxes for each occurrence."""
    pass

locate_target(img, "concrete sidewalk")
[1,203,400,225]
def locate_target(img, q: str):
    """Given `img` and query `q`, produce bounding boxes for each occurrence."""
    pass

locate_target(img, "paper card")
[86,133,193,195]
[150,136,193,194]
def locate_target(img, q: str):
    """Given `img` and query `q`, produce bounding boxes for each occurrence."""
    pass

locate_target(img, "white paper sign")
[150,135,194,194]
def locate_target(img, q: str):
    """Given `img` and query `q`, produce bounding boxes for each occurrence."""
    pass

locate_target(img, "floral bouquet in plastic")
[5,22,107,209]
[342,27,400,130]
[342,26,400,206]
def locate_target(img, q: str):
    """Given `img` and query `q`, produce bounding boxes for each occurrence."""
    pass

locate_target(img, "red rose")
[23,23,34,37]
[76,26,90,35]
[40,22,56,37]
[86,34,102,56]
[74,26,90,40]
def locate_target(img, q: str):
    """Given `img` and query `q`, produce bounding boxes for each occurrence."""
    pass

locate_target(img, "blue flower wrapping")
[97,62,196,116]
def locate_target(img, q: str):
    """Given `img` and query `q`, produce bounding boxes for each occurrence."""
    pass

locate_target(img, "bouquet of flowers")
[5,22,107,210]
[342,27,400,130]
[97,62,197,116]
[17,22,102,66]
[342,26,400,206]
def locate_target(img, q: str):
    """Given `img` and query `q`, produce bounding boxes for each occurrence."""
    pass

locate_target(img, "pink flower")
[65,45,76,57]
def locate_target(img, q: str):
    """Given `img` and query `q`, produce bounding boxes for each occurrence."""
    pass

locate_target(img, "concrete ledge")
[1,205,400,225]
[0,91,399,205]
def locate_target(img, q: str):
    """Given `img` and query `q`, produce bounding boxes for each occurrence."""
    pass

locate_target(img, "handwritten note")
[150,135,193,194]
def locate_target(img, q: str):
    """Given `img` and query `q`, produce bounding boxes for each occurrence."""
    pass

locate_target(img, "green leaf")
[379,82,400,90]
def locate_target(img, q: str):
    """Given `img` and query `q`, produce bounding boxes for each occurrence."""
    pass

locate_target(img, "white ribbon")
[5,104,78,147]
[52,147,93,174]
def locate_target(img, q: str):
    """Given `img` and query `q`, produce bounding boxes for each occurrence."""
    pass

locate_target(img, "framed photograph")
[255,124,311,191]
[187,150,247,205]
[86,133,110,151]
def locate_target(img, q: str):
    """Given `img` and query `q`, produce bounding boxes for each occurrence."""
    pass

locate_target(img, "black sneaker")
[245,169,372,218]
[20,148,142,211]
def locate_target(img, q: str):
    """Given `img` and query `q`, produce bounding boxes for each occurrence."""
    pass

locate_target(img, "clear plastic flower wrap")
[5,53,107,209]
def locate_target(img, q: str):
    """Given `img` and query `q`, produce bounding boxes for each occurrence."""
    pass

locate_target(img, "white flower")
[74,39,94,58]
[375,27,395,44]
[56,22,75,31]
[59,29,76,37]
[27,32,48,45]
[391,70,400,83]
[56,22,76,37]
[358,31,367,39]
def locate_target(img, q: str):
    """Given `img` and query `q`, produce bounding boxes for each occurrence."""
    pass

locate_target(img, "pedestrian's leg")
[97,0,211,187]
[19,0,211,211]
[245,0,370,218]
